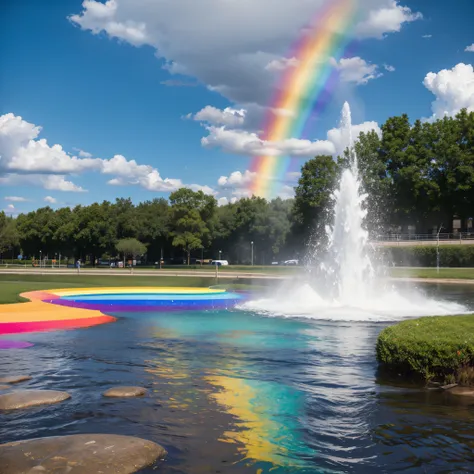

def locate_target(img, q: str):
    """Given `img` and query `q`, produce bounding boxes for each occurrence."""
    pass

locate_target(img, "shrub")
[376,315,474,384]
[382,245,474,267]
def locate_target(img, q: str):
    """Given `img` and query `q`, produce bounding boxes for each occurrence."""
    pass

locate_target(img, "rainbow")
[0,287,245,335]
[249,0,358,199]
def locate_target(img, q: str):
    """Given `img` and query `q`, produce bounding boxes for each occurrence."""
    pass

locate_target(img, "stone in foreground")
[0,390,71,410]
[0,385,12,390]
[0,375,32,384]
[103,386,147,397]
[0,434,167,474]
[446,386,474,397]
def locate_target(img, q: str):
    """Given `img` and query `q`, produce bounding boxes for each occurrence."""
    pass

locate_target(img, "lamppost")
[39,250,42,268]
[219,250,222,260]
[251,241,254,266]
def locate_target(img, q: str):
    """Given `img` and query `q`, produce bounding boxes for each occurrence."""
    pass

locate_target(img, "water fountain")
[242,102,467,320]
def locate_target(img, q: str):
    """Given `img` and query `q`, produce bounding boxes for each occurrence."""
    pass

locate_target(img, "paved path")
[1,267,474,285]
[0,268,287,280]
[389,277,474,285]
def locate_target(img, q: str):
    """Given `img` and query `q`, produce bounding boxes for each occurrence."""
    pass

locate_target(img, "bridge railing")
[372,232,474,242]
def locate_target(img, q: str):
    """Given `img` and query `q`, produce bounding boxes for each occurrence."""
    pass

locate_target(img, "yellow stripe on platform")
[51,287,225,297]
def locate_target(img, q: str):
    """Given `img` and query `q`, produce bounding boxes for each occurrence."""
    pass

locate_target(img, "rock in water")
[0,385,11,390]
[0,434,167,473]
[0,375,32,384]
[0,390,71,410]
[446,386,474,397]
[103,386,147,397]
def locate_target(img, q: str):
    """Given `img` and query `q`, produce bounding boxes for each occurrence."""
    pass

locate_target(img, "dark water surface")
[1,284,474,473]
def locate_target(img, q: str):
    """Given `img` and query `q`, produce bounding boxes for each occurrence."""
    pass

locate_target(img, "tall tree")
[0,212,19,255]
[292,155,339,249]
[169,189,217,264]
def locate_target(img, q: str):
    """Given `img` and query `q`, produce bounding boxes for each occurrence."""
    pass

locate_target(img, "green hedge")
[376,315,474,383]
[383,245,474,267]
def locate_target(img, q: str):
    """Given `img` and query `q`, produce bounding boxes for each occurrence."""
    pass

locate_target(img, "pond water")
[1,284,474,474]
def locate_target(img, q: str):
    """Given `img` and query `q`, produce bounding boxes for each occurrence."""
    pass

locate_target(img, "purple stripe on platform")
[45,298,243,313]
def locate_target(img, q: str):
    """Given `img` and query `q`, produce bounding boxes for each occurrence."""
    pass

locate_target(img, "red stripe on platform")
[0,315,116,335]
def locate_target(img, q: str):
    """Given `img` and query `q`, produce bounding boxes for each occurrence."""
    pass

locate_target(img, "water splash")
[242,102,468,321]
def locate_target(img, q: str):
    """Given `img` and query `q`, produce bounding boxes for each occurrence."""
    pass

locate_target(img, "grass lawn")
[390,267,474,279]
[0,274,266,305]
[376,315,474,385]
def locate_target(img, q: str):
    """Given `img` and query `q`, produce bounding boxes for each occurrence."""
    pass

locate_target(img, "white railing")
[373,232,474,242]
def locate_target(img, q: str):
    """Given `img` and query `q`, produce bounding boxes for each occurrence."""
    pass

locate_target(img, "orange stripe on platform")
[0,290,116,335]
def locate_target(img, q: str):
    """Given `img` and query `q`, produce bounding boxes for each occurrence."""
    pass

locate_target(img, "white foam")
[239,283,467,322]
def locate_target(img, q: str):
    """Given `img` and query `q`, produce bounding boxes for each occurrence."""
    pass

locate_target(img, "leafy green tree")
[16,207,57,257]
[135,198,170,261]
[339,129,391,234]
[0,212,19,255]
[169,188,217,264]
[72,202,116,262]
[293,155,339,248]
[116,238,147,263]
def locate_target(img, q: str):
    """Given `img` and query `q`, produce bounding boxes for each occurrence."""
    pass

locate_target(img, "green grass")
[0,274,265,305]
[376,315,474,384]
[390,267,474,279]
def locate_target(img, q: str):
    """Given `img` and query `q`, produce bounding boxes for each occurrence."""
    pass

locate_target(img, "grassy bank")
[390,267,474,279]
[376,315,474,384]
[0,274,266,304]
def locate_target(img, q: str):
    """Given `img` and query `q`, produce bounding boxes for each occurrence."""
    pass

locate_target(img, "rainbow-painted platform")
[0,287,244,335]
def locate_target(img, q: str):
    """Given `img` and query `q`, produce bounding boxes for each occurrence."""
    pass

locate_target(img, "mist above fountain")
[241,102,467,321]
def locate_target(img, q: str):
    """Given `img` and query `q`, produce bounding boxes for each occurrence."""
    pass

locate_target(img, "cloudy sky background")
[1,0,473,213]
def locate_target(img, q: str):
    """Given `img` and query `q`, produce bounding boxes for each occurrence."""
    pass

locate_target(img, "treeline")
[0,189,294,264]
[0,108,473,264]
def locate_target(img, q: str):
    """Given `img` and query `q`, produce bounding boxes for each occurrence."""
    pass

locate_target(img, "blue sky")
[1,0,473,214]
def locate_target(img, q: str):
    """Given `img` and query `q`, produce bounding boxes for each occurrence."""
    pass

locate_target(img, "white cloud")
[78,149,93,158]
[188,106,246,127]
[69,0,422,106]
[356,0,422,39]
[423,63,474,118]
[465,44,474,53]
[218,170,256,188]
[0,113,99,175]
[331,57,383,85]
[199,116,381,159]
[4,196,28,202]
[7,204,15,210]
[265,56,299,72]
[202,126,336,157]
[0,113,211,194]
[422,34,432,38]
[327,121,382,157]
[44,196,57,204]
[278,185,296,200]
[42,175,86,192]
[286,171,301,182]
[384,64,395,72]
[0,173,86,193]
[216,169,296,202]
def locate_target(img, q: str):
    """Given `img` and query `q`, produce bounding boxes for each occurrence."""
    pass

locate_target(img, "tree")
[16,207,57,257]
[0,212,19,255]
[292,155,339,249]
[339,129,391,234]
[169,189,217,264]
[135,198,170,261]
[116,238,147,264]
[72,202,116,262]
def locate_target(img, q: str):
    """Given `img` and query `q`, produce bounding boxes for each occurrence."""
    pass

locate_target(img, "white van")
[211,260,229,266]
